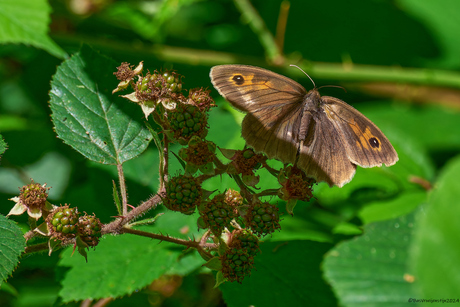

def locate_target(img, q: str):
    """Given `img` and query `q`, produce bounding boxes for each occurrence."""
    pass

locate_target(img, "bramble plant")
[6,58,316,286]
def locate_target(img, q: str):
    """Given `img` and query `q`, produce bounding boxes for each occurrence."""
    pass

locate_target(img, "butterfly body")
[210,65,398,187]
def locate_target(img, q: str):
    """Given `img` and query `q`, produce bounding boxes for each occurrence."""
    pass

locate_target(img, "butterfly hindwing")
[297,111,356,187]
[322,97,398,168]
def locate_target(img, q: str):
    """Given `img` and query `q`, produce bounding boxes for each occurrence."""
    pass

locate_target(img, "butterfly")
[210,64,398,187]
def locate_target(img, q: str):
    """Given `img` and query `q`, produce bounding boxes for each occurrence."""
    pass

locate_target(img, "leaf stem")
[117,164,128,216]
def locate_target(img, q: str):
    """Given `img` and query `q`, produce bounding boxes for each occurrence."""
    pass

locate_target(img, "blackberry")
[168,103,208,145]
[46,205,80,242]
[198,193,239,236]
[78,213,103,247]
[245,202,281,237]
[164,175,202,215]
[220,247,254,283]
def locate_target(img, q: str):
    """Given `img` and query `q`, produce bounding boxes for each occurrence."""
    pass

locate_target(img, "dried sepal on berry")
[221,148,265,187]
[178,137,216,175]
[112,61,143,94]
[164,175,202,215]
[46,205,80,243]
[244,202,281,237]
[187,88,216,111]
[8,180,52,220]
[278,166,315,215]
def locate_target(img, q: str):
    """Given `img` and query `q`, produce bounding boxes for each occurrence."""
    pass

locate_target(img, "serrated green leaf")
[410,155,460,297]
[49,45,152,165]
[323,212,418,307]
[0,0,66,58]
[220,241,336,307]
[58,211,203,302]
[0,215,26,285]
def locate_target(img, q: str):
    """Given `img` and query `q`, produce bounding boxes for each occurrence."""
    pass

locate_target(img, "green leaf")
[203,256,222,271]
[49,46,152,165]
[359,190,427,224]
[0,135,7,156]
[0,215,26,285]
[0,0,66,58]
[410,155,460,297]
[58,211,203,302]
[220,241,336,307]
[398,0,460,68]
[323,212,418,306]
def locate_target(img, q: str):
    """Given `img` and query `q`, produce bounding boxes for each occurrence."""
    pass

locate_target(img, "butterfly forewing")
[210,65,306,113]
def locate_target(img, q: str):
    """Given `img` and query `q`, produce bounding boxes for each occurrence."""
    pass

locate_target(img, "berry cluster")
[45,205,103,247]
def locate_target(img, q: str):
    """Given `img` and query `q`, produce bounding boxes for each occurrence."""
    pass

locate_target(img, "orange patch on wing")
[349,120,382,152]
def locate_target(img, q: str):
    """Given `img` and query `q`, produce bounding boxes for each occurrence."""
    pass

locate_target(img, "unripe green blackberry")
[46,205,80,242]
[168,103,208,145]
[198,193,238,236]
[220,247,254,283]
[162,70,183,93]
[245,202,281,237]
[164,175,202,215]
[229,229,259,256]
[78,213,103,247]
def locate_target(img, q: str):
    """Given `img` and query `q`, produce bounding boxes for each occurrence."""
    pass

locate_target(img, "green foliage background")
[1,0,460,306]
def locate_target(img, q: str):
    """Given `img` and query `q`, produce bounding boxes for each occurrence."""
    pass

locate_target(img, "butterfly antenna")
[290,64,316,88]
[318,85,347,93]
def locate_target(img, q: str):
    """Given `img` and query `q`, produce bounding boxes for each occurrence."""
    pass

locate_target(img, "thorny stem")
[121,227,217,250]
[162,136,169,188]
[102,192,165,235]
[117,164,128,216]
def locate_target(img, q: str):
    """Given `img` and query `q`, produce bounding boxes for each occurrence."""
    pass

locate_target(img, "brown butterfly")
[210,64,398,187]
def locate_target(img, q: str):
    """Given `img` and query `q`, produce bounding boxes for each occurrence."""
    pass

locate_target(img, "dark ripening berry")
[78,213,103,247]
[199,194,238,236]
[220,248,255,283]
[245,202,281,237]
[164,175,202,215]
[46,204,80,243]
[229,229,260,257]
